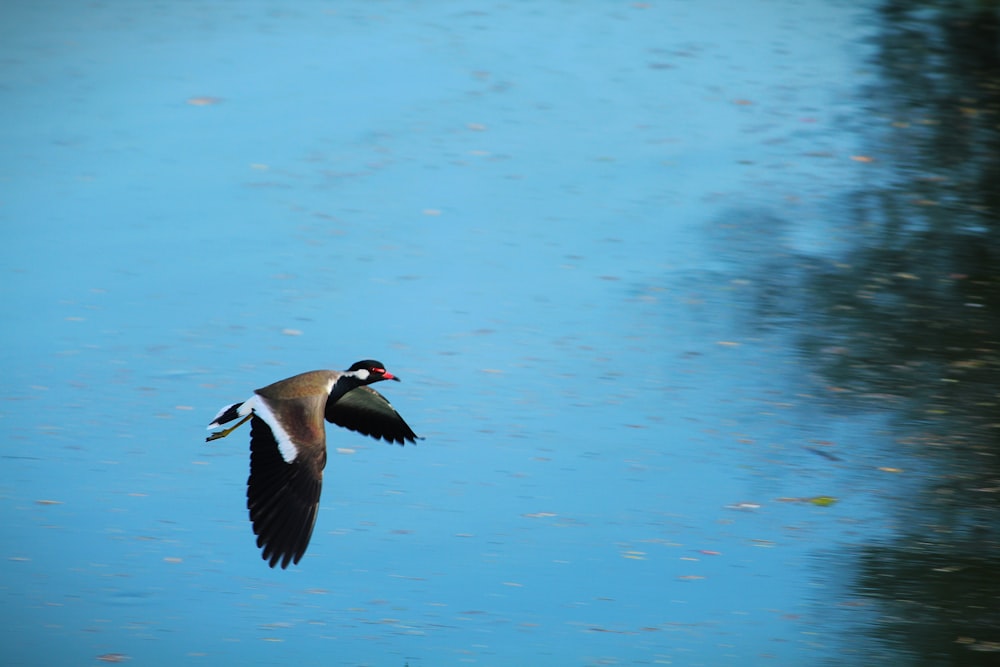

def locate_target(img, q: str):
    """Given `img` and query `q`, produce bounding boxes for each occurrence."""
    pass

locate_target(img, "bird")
[206,360,419,568]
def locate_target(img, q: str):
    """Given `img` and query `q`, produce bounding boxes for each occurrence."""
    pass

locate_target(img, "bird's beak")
[384,372,400,382]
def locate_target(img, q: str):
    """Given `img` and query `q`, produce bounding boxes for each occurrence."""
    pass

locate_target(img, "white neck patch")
[346,369,370,382]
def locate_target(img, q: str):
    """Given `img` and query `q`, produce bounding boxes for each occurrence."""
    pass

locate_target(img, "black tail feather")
[208,402,243,428]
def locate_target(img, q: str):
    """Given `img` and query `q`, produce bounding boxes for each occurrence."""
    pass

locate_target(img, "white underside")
[208,376,337,463]
[245,395,299,463]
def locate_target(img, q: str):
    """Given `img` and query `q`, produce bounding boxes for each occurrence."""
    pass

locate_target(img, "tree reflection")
[801,1,1000,663]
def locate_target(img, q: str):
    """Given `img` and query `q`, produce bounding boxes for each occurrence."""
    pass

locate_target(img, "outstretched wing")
[246,415,325,569]
[325,386,419,445]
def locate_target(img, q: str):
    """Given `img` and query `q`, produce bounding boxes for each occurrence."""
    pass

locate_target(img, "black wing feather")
[246,416,322,568]
[325,386,419,445]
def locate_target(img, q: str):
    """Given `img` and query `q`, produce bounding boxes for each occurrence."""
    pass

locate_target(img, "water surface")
[3,2,997,666]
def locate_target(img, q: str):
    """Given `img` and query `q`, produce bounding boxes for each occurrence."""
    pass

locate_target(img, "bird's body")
[207,360,418,568]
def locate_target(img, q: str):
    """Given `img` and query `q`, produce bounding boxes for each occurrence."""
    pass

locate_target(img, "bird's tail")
[208,402,245,429]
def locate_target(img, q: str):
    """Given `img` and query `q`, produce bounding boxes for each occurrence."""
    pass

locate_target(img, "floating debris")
[775,496,838,507]
[805,446,843,462]
[725,502,761,511]
[187,96,223,106]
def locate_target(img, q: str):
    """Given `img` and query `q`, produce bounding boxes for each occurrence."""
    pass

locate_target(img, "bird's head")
[346,359,400,384]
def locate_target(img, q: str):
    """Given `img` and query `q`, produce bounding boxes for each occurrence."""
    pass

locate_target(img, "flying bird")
[207,360,419,568]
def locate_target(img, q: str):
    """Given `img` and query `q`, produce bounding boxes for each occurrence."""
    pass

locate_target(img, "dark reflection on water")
[801,2,999,664]
[721,1,1000,663]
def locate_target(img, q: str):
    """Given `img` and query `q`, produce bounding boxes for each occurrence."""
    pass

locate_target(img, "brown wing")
[325,385,419,445]
[246,415,325,568]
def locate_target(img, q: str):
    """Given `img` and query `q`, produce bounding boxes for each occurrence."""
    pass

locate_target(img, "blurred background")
[1,1,998,665]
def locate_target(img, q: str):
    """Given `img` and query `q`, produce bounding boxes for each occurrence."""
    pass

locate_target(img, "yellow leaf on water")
[808,496,837,507]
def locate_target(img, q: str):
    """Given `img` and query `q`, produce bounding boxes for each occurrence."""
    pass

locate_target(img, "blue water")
[1,2,893,665]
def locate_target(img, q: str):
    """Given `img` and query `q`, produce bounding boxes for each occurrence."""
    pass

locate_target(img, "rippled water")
[5,2,997,666]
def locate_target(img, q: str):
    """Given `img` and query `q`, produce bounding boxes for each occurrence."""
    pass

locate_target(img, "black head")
[346,359,400,383]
